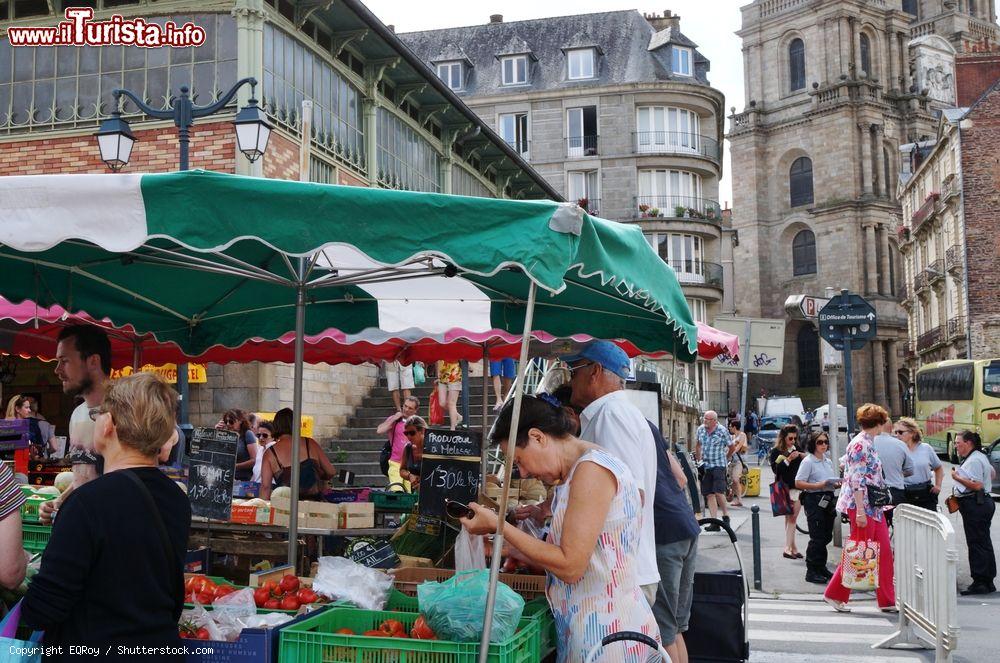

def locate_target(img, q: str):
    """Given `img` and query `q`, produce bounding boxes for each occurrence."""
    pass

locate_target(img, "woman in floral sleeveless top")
[460,395,660,662]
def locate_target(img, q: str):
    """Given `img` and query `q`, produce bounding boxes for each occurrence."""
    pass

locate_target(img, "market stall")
[1,169,698,658]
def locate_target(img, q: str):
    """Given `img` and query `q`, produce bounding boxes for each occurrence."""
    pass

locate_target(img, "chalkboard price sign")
[423,428,481,458]
[418,457,481,520]
[345,537,399,569]
[187,427,238,521]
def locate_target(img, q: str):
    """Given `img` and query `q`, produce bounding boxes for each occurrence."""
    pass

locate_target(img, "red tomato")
[362,630,384,637]
[280,595,301,611]
[410,616,436,640]
[195,628,211,641]
[295,588,317,604]
[379,619,406,637]
[213,585,236,601]
[279,574,300,594]
[183,575,202,595]
[253,587,271,608]
[261,580,279,594]
[195,592,214,605]
[335,628,354,635]
[263,599,281,609]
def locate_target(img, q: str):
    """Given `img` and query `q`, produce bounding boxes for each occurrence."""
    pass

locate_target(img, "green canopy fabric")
[0,170,696,361]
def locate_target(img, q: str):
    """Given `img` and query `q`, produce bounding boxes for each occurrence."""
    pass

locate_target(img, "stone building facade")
[0,0,553,438]
[728,0,999,414]
[401,10,734,414]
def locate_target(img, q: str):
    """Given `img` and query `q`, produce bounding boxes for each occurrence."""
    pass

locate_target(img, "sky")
[363,0,748,206]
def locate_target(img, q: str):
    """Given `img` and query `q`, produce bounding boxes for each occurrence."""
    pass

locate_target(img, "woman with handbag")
[823,403,896,613]
[795,431,842,584]
[20,373,190,660]
[894,417,943,511]
[770,425,805,560]
[951,430,996,596]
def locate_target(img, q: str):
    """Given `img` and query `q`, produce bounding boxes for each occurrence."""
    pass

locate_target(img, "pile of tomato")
[252,574,318,611]
[335,617,436,640]
[184,575,238,605]
[178,619,211,641]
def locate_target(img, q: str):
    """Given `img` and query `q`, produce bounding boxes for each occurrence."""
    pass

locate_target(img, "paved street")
[693,460,999,662]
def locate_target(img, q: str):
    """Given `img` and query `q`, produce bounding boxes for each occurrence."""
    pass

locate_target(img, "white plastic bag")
[455,528,486,571]
[312,556,393,610]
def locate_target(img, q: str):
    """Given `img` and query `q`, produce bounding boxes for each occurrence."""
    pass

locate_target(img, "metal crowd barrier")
[874,504,960,662]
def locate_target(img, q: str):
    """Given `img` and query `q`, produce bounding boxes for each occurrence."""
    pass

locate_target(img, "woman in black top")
[22,372,190,662]
[399,415,427,489]
[769,424,805,560]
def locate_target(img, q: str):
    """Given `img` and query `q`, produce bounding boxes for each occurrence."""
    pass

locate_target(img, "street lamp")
[94,77,271,172]
[95,77,272,429]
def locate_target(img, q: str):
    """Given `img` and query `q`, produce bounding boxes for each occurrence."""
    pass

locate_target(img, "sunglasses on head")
[444,499,476,520]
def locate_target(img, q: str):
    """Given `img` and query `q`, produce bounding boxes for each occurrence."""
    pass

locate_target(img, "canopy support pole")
[287,258,307,569]
[132,342,141,372]
[480,345,489,482]
[668,355,677,443]
[479,282,537,662]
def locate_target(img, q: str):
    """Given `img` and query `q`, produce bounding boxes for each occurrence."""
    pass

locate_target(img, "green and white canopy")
[0,170,696,360]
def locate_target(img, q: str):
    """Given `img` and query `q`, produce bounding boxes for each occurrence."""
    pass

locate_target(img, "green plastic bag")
[417,569,525,643]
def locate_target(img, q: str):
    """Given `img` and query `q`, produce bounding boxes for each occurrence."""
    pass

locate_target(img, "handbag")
[0,601,42,663]
[412,362,426,386]
[840,538,879,591]
[945,495,960,513]
[866,483,892,509]
[428,392,445,426]
[769,480,794,517]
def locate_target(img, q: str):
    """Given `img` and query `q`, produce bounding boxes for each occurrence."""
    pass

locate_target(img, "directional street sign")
[784,294,830,321]
[818,292,877,351]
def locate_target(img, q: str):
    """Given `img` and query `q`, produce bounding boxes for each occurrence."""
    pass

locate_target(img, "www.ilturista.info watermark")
[7,8,206,48]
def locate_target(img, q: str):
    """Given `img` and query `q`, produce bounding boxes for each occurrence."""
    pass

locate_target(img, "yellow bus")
[914,359,1000,462]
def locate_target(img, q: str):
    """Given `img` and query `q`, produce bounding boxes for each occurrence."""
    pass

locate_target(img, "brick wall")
[262,131,300,180]
[956,52,1000,107]
[0,121,236,176]
[959,82,1000,359]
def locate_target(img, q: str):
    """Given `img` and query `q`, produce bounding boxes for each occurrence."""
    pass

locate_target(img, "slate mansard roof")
[399,10,713,97]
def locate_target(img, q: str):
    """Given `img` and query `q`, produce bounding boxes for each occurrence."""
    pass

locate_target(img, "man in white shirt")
[562,341,660,606]
[39,325,111,524]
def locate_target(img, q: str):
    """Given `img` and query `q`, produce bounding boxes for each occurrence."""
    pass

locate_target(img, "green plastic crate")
[278,607,538,663]
[522,597,556,658]
[369,490,418,512]
[22,523,51,553]
[20,496,47,523]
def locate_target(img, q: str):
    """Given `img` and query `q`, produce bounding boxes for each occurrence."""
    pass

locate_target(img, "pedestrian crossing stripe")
[749,651,925,662]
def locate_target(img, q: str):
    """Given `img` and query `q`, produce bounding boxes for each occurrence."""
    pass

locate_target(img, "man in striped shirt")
[0,462,26,588]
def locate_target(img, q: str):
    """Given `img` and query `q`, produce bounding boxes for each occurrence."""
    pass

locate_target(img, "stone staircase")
[324,379,496,488]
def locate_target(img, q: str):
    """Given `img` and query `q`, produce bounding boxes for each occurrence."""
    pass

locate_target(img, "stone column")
[841,17,853,77]
[872,340,887,409]
[879,223,892,295]
[886,339,901,415]
[872,125,885,197]
[864,224,878,294]
[859,123,873,196]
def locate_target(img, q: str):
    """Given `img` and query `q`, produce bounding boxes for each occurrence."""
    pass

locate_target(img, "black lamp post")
[95,77,273,427]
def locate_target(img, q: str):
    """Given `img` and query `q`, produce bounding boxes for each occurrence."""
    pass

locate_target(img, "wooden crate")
[391,567,547,600]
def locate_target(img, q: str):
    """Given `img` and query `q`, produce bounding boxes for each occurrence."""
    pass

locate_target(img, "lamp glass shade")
[233,104,272,163]
[95,117,136,171]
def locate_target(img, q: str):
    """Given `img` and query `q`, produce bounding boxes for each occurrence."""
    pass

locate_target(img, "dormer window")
[436,61,464,91]
[501,55,528,86]
[567,48,596,80]
[671,46,692,76]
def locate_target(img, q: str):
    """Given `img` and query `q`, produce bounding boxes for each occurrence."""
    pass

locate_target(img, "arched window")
[797,325,820,388]
[792,229,817,276]
[860,34,872,77]
[789,38,805,91]
[789,156,814,207]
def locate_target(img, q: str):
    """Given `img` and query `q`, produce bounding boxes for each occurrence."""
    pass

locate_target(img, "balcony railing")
[574,197,601,217]
[664,259,724,289]
[926,259,944,284]
[948,316,965,340]
[913,270,929,294]
[917,326,944,353]
[633,132,722,163]
[635,196,723,223]
[911,192,940,232]
[946,244,963,273]
[566,135,598,157]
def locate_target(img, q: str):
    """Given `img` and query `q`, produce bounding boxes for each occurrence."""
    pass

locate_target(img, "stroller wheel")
[583,631,671,663]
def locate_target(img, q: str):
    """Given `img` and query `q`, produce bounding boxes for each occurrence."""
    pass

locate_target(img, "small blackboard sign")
[423,428,481,458]
[344,537,399,569]
[418,456,481,520]
[187,427,238,521]
[0,419,29,452]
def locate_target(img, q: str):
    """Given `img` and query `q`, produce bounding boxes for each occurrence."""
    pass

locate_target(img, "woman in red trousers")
[824,403,897,613]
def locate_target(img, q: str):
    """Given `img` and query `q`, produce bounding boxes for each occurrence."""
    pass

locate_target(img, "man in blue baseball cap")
[560,340,661,605]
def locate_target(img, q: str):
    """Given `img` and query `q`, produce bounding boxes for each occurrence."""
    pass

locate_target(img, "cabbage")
[270,486,292,501]
[34,486,60,497]
[54,472,75,493]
